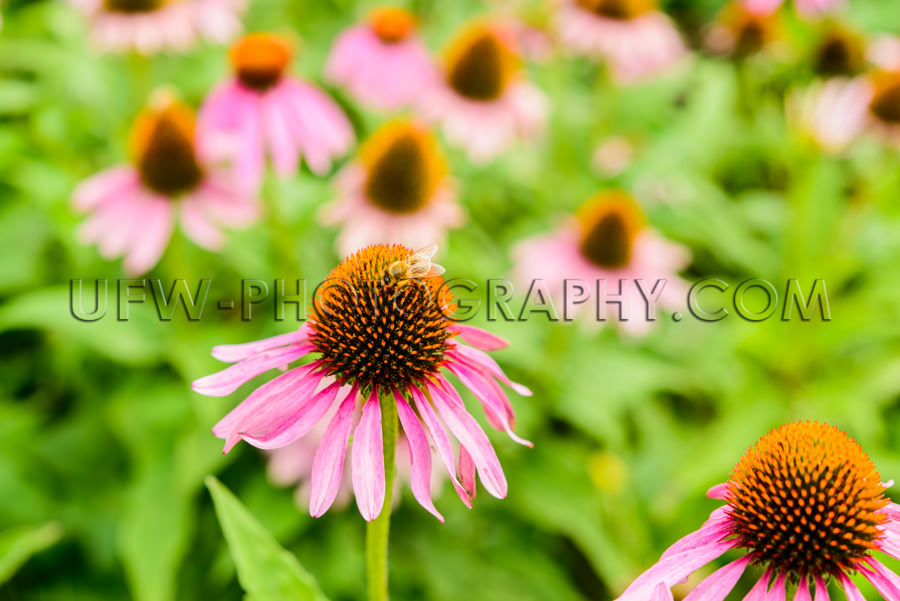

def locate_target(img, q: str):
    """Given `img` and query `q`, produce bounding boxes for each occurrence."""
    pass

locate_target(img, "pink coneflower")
[73,93,258,275]
[70,0,243,54]
[810,23,866,78]
[418,21,547,164]
[320,120,463,257]
[326,7,437,112]
[197,33,355,192]
[788,70,900,152]
[706,1,781,58]
[192,244,532,521]
[740,0,843,19]
[616,421,900,601]
[512,191,688,335]
[556,0,686,84]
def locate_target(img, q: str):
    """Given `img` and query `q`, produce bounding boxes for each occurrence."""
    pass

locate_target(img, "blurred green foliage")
[3,0,900,599]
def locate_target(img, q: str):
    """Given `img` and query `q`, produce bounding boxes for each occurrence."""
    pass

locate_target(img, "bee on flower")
[193,244,532,522]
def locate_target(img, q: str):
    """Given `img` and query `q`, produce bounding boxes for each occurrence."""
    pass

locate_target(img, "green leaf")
[205,476,330,601]
[0,522,64,585]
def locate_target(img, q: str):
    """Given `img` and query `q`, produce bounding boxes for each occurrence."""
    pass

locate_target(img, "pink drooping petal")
[449,344,532,396]
[837,573,864,601]
[765,572,786,601]
[72,166,140,212]
[408,384,472,507]
[813,576,829,601]
[197,178,260,227]
[309,386,359,518]
[180,195,225,250]
[458,445,476,501]
[394,391,443,522]
[211,363,322,439]
[352,391,385,521]
[794,576,812,601]
[441,366,531,447]
[427,381,507,499]
[234,92,266,192]
[615,533,736,601]
[744,568,773,601]
[660,507,731,560]
[211,325,311,362]
[450,324,509,351]
[707,483,729,500]
[860,558,900,600]
[683,555,751,601]
[192,343,315,396]
[652,583,674,601]
[261,87,300,176]
[235,380,344,451]
[123,198,175,275]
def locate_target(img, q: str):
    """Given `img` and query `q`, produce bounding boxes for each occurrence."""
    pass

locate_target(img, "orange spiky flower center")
[868,71,900,125]
[130,94,203,197]
[726,422,889,578]
[103,0,165,13]
[577,192,644,269]
[309,244,455,391]
[814,26,865,77]
[445,24,519,102]
[361,121,446,214]
[370,7,416,43]
[576,0,655,20]
[230,33,293,92]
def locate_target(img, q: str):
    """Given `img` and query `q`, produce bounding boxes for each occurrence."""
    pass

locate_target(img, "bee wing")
[412,244,439,260]
[425,263,446,277]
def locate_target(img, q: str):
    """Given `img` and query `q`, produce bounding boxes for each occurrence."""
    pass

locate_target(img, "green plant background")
[3,0,900,599]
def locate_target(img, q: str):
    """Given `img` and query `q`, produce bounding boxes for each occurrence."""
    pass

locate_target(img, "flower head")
[321,120,463,256]
[556,0,686,84]
[419,21,547,163]
[512,190,689,335]
[706,1,781,58]
[193,244,532,521]
[812,23,866,78]
[72,91,258,274]
[70,0,244,54]
[326,7,437,111]
[198,32,354,192]
[617,421,900,601]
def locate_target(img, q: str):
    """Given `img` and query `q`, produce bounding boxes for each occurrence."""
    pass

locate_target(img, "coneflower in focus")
[616,421,900,601]
[193,244,532,522]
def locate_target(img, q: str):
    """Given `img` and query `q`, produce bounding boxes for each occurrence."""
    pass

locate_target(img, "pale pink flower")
[868,35,900,72]
[556,0,686,84]
[326,7,438,112]
[740,0,843,18]
[617,422,900,601]
[70,0,243,54]
[512,191,689,335]
[419,21,547,164]
[591,136,635,176]
[193,244,532,522]
[73,94,258,275]
[197,33,355,192]
[320,120,463,257]
[789,70,900,152]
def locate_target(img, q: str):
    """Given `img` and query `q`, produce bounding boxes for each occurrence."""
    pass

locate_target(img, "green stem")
[366,393,398,601]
